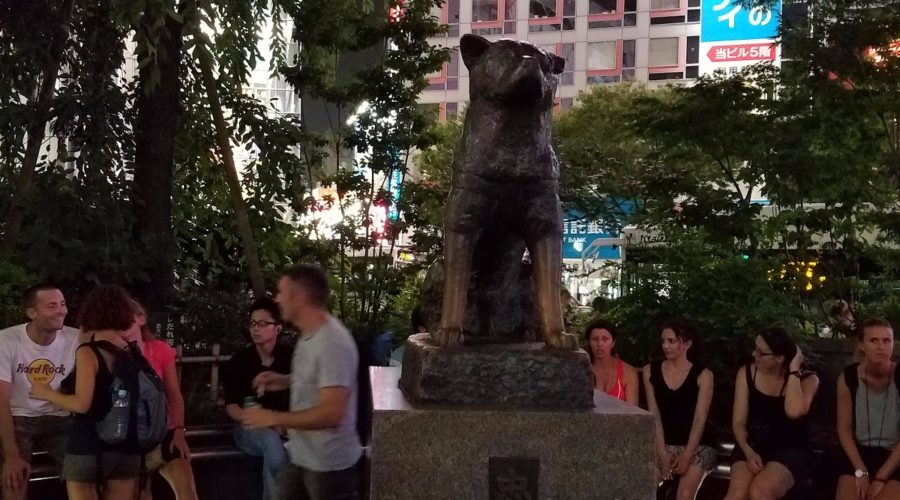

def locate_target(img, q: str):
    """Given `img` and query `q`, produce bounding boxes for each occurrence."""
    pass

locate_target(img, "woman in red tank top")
[584,319,638,405]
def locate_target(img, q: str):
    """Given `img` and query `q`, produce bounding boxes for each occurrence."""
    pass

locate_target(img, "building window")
[686,36,699,78]
[589,0,626,28]
[446,102,459,120]
[624,0,637,25]
[473,0,499,22]
[425,49,459,91]
[505,0,516,33]
[528,0,575,32]
[649,37,679,67]
[687,0,700,22]
[650,0,684,24]
[651,0,680,10]
[561,43,575,85]
[588,42,617,70]
[622,39,636,81]
[432,0,461,37]
[560,97,574,110]
[587,41,621,84]
[589,0,617,14]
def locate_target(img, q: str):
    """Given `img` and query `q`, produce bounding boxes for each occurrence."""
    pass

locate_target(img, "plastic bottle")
[113,389,129,440]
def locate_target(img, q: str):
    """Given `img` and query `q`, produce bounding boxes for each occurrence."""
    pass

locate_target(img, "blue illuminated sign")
[701,0,781,43]
[562,216,620,261]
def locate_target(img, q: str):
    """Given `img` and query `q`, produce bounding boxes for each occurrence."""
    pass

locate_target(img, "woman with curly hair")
[29,285,143,500]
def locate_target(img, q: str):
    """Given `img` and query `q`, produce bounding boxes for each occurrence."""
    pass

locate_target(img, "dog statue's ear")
[552,54,566,74]
[460,34,492,69]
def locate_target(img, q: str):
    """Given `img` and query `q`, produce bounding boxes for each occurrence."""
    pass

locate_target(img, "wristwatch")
[855,469,869,479]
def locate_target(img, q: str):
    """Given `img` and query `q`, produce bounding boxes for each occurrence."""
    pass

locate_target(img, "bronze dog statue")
[433,34,577,350]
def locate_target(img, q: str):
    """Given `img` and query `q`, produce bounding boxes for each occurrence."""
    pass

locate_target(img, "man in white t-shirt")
[0,284,79,499]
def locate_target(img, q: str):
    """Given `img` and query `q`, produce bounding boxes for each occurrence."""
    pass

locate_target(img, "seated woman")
[834,317,900,500]
[126,299,199,500]
[643,320,716,500]
[725,327,819,500]
[29,285,144,500]
[584,319,638,405]
[222,297,292,500]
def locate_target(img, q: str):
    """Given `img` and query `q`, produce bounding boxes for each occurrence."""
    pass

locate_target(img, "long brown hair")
[128,298,156,342]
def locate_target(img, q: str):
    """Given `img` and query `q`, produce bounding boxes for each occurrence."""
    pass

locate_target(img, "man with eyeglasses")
[222,296,292,500]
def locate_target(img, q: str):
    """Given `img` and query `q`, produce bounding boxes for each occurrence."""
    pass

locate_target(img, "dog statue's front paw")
[431,328,464,347]
[544,331,579,350]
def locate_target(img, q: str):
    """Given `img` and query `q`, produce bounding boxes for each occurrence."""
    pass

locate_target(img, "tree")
[281,0,448,334]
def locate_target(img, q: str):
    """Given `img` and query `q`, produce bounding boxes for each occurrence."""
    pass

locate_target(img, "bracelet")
[789,370,803,378]
[173,425,186,431]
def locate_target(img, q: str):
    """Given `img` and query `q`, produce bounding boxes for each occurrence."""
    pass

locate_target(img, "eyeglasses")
[249,320,279,328]
[753,348,775,357]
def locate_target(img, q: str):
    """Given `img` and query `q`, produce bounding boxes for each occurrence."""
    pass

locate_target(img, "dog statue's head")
[460,34,565,107]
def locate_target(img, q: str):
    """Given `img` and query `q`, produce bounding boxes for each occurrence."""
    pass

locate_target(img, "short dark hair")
[78,285,135,331]
[660,319,696,344]
[857,317,893,340]
[281,264,329,306]
[249,296,282,324]
[23,283,61,309]
[583,318,619,363]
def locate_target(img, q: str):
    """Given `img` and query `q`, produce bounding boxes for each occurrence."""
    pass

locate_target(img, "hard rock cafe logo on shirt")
[17,359,66,385]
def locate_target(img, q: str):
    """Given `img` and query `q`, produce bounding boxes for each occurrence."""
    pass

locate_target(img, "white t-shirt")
[0,324,80,417]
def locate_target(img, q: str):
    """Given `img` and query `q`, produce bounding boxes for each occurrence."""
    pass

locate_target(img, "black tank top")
[66,341,137,455]
[745,364,810,448]
[650,361,708,446]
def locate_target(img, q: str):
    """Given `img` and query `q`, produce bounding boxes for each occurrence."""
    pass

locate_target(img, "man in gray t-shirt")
[243,264,362,500]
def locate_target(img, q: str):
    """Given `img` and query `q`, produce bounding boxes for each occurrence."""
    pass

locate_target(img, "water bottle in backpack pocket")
[97,388,131,444]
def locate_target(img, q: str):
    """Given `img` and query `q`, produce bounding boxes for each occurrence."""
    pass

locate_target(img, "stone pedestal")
[399,333,594,409]
[370,367,656,500]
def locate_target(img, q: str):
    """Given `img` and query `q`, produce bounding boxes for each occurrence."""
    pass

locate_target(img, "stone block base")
[371,367,656,500]
[398,333,594,409]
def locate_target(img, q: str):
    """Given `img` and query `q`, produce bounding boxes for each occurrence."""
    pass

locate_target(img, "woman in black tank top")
[28,286,143,500]
[725,327,819,500]
[643,320,716,500]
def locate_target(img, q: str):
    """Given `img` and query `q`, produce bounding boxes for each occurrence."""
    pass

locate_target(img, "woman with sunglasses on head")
[834,317,900,500]
[221,297,292,500]
[724,327,819,500]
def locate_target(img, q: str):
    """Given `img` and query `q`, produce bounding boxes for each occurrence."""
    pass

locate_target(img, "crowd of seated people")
[584,317,899,500]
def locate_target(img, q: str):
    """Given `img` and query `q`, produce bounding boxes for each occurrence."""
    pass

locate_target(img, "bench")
[28,423,246,482]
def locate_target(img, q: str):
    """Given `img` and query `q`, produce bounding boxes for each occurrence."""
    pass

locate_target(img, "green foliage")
[280,0,448,334]
[0,257,35,328]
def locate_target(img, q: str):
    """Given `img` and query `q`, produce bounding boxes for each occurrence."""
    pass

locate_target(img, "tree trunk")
[2,0,76,249]
[193,39,267,297]
[131,10,184,312]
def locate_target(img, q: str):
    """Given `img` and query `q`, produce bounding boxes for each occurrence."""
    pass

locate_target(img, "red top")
[606,358,626,401]
[142,339,177,429]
